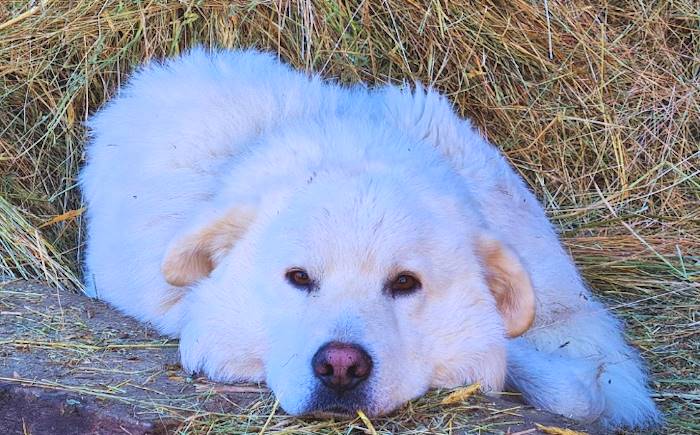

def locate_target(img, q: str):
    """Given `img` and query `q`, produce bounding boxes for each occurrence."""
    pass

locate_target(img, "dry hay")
[0,1,698,433]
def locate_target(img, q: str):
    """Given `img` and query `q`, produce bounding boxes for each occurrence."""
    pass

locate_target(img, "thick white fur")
[81,48,661,428]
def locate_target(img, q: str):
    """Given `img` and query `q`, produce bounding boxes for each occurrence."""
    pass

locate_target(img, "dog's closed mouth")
[305,395,370,418]
[307,407,356,418]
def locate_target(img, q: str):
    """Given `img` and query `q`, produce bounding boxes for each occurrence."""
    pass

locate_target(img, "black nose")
[312,342,372,393]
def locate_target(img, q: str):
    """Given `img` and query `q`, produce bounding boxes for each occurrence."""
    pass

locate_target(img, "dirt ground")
[0,280,623,434]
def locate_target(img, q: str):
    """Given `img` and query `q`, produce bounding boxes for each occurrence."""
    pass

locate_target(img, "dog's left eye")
[389,273,421,296]
[286,268,314,290]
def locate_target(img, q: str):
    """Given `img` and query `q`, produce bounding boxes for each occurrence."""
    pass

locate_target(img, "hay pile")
[0,0,697,432]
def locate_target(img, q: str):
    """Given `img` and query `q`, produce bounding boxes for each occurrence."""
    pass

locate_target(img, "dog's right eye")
[387,272,422,297]
[285,268,314,290]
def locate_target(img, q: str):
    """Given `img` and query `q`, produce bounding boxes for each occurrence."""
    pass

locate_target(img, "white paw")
[543,367,605,422]
[510,355,606,422]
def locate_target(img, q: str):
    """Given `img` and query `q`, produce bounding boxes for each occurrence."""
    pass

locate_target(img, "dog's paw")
[508,350,607,422]
[538,364,606,422]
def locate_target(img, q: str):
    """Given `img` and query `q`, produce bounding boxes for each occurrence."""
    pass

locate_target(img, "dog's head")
[162,120,535,416]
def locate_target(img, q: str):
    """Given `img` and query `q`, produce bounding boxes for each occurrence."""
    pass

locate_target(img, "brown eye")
[389,273,421,296]
[286,268,314,290]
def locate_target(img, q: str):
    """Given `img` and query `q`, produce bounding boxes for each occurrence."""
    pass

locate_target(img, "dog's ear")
[476,235,536,337]
[162,206,256,287]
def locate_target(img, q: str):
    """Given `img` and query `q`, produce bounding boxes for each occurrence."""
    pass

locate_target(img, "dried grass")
[0,0,698,433]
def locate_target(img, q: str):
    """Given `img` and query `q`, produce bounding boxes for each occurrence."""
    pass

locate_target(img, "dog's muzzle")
[305,341,374,415]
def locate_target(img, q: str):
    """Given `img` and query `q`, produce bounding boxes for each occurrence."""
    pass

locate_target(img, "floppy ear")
[162,206,256,287]
[476,235,536,337]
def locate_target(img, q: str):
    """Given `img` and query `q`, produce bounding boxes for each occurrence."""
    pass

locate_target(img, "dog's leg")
[507,301,663,428]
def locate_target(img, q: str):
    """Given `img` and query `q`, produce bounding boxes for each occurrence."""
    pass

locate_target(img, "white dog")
[80,48,661,428]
